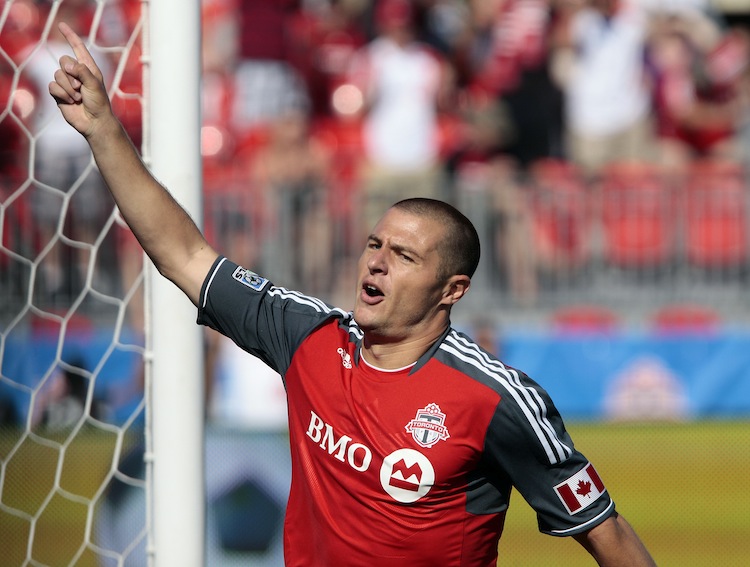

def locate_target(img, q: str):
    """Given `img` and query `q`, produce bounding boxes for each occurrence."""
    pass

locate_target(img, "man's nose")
[367,248,387,273]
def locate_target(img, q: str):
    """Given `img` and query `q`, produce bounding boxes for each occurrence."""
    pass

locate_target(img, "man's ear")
[441,275,471,305]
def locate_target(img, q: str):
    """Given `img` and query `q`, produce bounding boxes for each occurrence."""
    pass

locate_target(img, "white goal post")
[147,0,205,566]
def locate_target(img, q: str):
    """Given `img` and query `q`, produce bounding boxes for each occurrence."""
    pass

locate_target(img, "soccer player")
[49,23,656,567]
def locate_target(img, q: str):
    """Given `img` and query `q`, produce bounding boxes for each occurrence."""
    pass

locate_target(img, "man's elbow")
[574,512,657,567]
[155,245,219,307]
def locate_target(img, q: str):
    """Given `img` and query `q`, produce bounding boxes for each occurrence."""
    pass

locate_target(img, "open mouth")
[363,284,384,298]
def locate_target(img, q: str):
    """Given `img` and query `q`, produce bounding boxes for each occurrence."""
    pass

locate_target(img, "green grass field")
[1,421,749,566]
[499,421,750,567]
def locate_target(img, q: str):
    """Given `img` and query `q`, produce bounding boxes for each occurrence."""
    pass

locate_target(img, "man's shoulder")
[431,330,507,388]
[202,257,353,335]
[434,329,543,401]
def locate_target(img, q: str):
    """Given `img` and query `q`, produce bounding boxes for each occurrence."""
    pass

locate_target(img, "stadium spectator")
[283,0,369,118]
[550,0,655,178]
[249,109,334,294]
[646,11,749,176]
[0,0,38,187]
[0,65,32,300]
[445,91,539,305]
[20,1,116,306]
[231,0,310,131]
[447,0,569,304]
[346,0,456,233]
[36,359,106,430]
[465,0,565,170]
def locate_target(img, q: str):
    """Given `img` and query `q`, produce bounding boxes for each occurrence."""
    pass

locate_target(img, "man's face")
[353,207,452,341]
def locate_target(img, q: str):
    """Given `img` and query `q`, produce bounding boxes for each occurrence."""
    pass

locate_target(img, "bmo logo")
[380,449,434,503]
[306,411,373,472]
[306,411,435,503]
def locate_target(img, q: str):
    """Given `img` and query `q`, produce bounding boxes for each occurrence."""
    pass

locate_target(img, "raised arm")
[48,22,218,305]
[574,512,657,567]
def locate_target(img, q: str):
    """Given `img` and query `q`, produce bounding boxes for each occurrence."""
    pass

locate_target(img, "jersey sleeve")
[483,367,616,536]
[196,257,345,375]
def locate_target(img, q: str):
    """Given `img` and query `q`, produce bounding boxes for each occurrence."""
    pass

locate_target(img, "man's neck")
[361,327,446,370]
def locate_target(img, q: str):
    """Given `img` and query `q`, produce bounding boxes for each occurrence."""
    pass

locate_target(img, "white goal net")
[0,1,200,565]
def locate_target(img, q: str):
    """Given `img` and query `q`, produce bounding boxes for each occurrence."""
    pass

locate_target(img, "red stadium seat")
[651,303,721,333]
[599,162,675,271]
[551,304,619,333]
[683,160,748,271]
[528,159,592,274]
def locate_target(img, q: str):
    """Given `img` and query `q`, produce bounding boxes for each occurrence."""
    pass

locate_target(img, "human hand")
[48,22,114,138]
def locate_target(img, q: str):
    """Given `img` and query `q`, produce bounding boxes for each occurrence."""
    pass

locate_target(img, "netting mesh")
[0,1,148,565]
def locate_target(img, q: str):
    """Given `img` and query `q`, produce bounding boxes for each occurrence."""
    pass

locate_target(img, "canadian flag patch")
[554,463,607,515]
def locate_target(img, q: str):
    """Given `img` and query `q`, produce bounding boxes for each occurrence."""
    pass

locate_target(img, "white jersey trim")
[441,331,574,465]
[267,286,339,314]
[548,500,615,535]
[360,349,417,372]
[203,259,350,319]
[202,257,227,310]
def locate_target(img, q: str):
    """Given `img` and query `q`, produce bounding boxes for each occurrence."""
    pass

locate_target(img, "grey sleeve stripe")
[442,333,573,464]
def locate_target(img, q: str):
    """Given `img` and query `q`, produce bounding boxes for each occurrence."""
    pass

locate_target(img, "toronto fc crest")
[405,403,450,448]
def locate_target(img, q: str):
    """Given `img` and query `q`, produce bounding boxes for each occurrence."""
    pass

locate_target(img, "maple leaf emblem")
[575,480,593,498]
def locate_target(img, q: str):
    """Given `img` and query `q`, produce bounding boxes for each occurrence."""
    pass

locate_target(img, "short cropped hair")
[391,198,481,280]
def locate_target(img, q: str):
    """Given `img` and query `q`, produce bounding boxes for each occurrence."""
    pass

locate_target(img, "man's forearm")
[49,22,218,304]
[575,513,657,567]
[86,114,211,295]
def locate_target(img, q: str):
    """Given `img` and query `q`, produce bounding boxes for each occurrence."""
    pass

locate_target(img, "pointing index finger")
[58,22,97,70]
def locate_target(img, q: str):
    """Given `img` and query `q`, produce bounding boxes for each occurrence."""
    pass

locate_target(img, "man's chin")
[352,305,377,331]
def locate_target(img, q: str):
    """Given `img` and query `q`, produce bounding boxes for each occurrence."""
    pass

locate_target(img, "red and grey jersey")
[198,258,616,566]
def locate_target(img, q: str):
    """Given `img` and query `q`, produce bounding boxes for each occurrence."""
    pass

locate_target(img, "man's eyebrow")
[391,242,423,259]
[367,234,424,259]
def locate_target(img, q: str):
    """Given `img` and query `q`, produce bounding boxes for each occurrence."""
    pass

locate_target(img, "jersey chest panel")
[281,322,504,565]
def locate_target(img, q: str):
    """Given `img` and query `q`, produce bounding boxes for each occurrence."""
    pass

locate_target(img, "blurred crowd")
[2,0,750,322]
